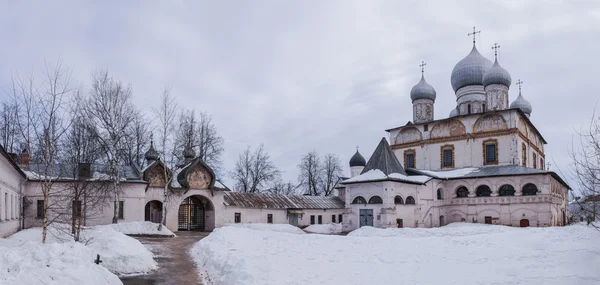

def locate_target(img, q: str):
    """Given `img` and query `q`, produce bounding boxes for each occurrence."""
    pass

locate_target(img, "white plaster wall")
[0,154,25,237]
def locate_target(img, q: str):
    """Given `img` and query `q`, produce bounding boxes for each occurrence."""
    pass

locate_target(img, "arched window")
[394,196,404,205]
[499,184,515,196]
[368,196,383,204]
[437,189,443,200]
[352,196,367,204]
[476,185,491,197]
[405,196,416,205]
[522,183,538,196]
[456,186,469,198]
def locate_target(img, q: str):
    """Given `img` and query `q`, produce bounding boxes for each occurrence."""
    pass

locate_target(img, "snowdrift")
[225,223,306,235]
[102,221,175,237]
[303,223,343,234]
[191,223,600,285]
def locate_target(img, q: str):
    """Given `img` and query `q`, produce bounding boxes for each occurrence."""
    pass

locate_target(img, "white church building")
[0,32,569,238]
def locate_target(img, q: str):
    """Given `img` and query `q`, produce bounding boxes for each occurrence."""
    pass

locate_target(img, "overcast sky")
[1,1,598,190]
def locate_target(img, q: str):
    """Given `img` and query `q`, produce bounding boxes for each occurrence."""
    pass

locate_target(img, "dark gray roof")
[361,137,406,176]
[24,163,145,183]
[223,192,345,209]
[349,150,366,167]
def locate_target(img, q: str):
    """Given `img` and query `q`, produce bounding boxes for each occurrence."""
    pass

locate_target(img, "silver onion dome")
[349,150,366,167]
[450,44,493,92]
[144,141,160,161]
[449,108,459,118]
[483,58,511,87]
[510,90,532,115]
[410,75,436,102]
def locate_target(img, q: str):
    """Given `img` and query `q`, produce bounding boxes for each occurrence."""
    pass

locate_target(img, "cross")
[419,61,426,75]
[491,43,500,59]
[356,145,359,150]
[516,79,523,92]
[468,26,481,44]
[546,162,551,171]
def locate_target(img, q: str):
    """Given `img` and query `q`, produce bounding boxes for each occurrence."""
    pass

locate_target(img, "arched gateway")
[178,195,214,231]
[145,200,163,223]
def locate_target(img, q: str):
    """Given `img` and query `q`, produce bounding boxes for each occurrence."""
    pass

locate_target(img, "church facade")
[338,36,569,231]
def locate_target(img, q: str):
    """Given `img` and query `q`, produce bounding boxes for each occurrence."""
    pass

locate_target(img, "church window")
[394,196,404,205]
[72,200,82,219]
[396,218,403,228]
[522,143,527,166]
[368,196,383,204]
[267,214,273,224]
[332,215,336,223]
[456,186,469,198]
[476,185,491,197]
[424,124,429,132]
[482,103,486,112]
[352,196,367,204]
[36,200,44,219]
[499,184,515,196]
[235,212,241,223]
[115,201,124,219]
[405,196,416,205]
[540,157,544,170]
[437,189,443,200]
[467,104,472,114]
[483,139,498,165]
[440,145,454,168]
[522,183,538,196]
[404,150,416,168]
[318,215,323,224]
[338,214,343,223]
[310,215,315,224]
[533,153,537,169]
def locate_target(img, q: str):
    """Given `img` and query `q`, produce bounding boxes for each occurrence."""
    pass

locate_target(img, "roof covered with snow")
[223,192,345,209]
[343,169,431,185]
[23,163,145,183]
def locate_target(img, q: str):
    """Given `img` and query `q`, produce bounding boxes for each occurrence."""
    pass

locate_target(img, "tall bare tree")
[231,144,280,193]
[570,108,600,228]
[298,151,321,196]
[121,110,151,167]
[153,88,178,231]
[85,70,135,224]
[11,61,74,243]
[267,179,298,195]
[0,100,21,153]
[196,112,224,175]
[320,153,342,196]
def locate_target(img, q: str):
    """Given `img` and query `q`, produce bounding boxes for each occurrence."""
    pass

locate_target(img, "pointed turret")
[361,138,406,176]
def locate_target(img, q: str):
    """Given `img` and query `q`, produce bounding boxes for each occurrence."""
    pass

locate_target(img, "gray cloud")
[1,1,598,190]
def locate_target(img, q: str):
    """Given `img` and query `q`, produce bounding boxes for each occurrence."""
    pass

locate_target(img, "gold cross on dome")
[468,26,481,44]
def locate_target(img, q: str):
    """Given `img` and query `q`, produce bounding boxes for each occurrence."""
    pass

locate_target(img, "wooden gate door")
[520,219,530,227]
[359,209,373,227]
[178,197,206,231]
[289,214,298,226]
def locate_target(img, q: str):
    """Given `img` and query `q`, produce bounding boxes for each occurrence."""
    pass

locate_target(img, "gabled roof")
[24,163,146,183]
[223,191,345,209]
[176,157,216,195]
[0,144,26,178]
[361,137,406,176]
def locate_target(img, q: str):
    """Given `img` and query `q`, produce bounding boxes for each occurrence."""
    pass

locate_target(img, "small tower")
[144,138,160,165]
[349,148,366,177]
[510,79,532,117]
[483,43,511,111]
[411,61,436,123]
[183,144,196,164]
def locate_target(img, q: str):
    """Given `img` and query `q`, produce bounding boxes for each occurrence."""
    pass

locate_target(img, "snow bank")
[226,223,306,235]
[191,224,600,285]
[348,222,515,238]
[9,225,156,276]
[0,238,122,285]
[304,223,343,234]
[102,221,175,237]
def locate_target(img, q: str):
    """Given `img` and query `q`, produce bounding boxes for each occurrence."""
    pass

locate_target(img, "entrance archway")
[145,200,163,223]
[519,219,530,227]
[178,196,213,231]
[439,215,445,227]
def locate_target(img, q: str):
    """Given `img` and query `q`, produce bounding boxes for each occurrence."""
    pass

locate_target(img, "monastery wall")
[0,154,23,237]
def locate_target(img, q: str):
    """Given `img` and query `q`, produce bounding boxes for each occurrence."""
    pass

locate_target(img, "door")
[485,216,492,224]
[289,213,299,226]
[359,209,373,227]
[520,219,530,227]
[439,216,444,227]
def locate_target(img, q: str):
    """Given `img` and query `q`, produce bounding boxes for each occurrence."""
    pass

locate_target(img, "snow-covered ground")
[7,224,157,277]
[303,223,343,234]
[191,223,600,285]
[102,221,175,237]
[226,223,306,234]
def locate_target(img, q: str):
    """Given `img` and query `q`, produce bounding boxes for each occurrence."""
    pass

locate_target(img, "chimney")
[20,148,30,168]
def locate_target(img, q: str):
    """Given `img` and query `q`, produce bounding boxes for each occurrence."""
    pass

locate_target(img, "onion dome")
[450,44,493,92]
[410,75,436,102]
[510,90,532,116]
[449,108,459,118]
[144,141,160,161]
[183,145,196,159]
[483,58,511,87]
[349,150,366,167]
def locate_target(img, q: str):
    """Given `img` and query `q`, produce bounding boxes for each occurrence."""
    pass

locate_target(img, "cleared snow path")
[121,232,208,285]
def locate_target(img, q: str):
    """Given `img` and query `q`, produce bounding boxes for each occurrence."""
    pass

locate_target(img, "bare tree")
[85,70,135,224]
[231,144,280,193]
[11,61,74,243]
[267,179,298,195]
[175,109,198,163]
[153,88,178,231]
[320,153,342,196]
[121,110,151,167]
[0,100,21,153]
[570,108,600,228]
[298,151,321,196]
[196,112,224,175]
